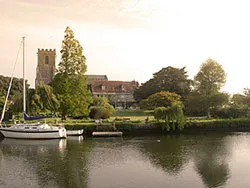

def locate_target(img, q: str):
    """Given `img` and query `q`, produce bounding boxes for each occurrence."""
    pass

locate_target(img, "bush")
[154,103,185,131]
[89,106,111,119]
[211,105,249,119]
[154,107,166,121]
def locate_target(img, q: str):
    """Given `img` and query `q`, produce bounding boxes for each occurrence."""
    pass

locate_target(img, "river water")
[0,132,250,188]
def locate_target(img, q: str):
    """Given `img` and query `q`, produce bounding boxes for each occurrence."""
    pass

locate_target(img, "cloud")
[1,0,165,28]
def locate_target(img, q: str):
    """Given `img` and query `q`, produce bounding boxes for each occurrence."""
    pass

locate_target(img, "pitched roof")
[85,75,108,85]
[92,80,139,93]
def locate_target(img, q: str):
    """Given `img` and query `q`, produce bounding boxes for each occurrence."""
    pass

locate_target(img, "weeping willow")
[154,103,185,131]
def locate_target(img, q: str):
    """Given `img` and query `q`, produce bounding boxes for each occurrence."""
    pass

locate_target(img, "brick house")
[86,75,139,108]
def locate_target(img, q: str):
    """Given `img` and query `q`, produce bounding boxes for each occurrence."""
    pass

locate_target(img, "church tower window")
[45,55,49,64]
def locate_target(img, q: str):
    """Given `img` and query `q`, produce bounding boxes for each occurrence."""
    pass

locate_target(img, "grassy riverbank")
[2,110,250,137]
[61,109,250,135]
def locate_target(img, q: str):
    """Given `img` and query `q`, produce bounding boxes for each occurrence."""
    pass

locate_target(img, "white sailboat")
[0,37,67,139]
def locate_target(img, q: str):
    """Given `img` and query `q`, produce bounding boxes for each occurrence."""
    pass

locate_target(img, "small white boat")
[66,129,84,136]
[92,131,123,137]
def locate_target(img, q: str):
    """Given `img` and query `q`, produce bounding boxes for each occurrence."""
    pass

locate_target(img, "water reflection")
[1,133,250,188]
[138,134,233,188]
[192,134,231,188]
[0,138,67,158]
[67,135,84,143]
[0,137,90,188]
[139,135,190,175]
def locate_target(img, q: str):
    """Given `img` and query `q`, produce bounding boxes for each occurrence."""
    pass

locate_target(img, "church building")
[35,48,56,88]
[35,48,139,108]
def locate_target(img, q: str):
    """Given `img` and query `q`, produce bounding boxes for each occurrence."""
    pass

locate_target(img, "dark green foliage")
[134,66,192,102]
[185,91,229,117]
[154,103,185,131]
[0,96,5,113]
[26,86,59,116]
[0,75,28,98]
[154,107,166,122]
[0,75,28,117]
[231,91,250,107]
[89,106,111,119]
[138,99,150,109]
[231,94,246,105]
[0,75,60,120]
[194,58,226,95]
[210,105,249,119]
[52,26,92,119]
[185,118,250,130]
[184,91,207,116]
[91,96,114,114]
[0,96,11,121]
[59,26,87,75]
[192,58,227,118]
[140,91,182,110]
[89,96,115,119]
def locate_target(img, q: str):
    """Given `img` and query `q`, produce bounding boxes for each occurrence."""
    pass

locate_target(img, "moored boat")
[66,129,84,136]
[0,123,66,139]
[92,131,123,137]
[0,37,66,139]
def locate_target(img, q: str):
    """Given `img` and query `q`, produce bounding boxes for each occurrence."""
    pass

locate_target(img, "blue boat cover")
[24,112,53,121]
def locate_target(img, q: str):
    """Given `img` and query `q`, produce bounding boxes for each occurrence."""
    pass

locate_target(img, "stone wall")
[35,49,56,88]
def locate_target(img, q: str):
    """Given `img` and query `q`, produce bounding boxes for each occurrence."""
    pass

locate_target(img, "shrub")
[89,96,115,119]
[89,106,111,119]
[154,103,185,131]
[154,107,166,122]
[211,105,249,119]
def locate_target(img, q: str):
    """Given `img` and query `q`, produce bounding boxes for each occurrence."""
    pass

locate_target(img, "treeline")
[134,58,250,119]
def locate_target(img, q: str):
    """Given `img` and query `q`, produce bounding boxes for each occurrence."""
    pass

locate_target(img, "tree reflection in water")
[0,133,234,188]
[140,134,190,175]
[0,137,90,188]
[192,134,231,188]
[140,133,232,188]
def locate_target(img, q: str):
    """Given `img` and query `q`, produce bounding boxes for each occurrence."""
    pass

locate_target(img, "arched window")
[45,56,49,64]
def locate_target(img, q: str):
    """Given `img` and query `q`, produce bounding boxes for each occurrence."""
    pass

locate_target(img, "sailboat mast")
[23,36,26,114]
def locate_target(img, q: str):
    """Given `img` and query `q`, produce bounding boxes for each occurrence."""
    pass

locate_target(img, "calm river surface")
[1,132,250,188]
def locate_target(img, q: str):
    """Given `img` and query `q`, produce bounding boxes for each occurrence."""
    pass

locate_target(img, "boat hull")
[0,128,67,139]
[66,129,84,136]
[92,131,123,137]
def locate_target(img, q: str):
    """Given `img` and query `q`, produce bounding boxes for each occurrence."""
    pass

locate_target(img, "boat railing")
[0,122,8,128]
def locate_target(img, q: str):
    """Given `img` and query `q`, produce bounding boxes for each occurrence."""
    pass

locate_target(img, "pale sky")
[1,0,250,94]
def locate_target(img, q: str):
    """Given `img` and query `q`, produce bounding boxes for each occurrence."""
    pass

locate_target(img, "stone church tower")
[35,49,56,88]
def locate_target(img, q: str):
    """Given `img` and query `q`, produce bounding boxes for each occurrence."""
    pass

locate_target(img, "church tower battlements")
[35,48,56,88]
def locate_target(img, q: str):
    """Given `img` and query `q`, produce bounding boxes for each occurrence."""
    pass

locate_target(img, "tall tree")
[134,66,192,102]
[52,26,92,119]
[194,58,226,95]
[231,93,246,106]
[0,96,6,114]
[193,58,227,118]
[0,75,28,99]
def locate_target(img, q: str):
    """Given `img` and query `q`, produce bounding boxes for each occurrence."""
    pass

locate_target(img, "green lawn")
[113,110,152,117]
